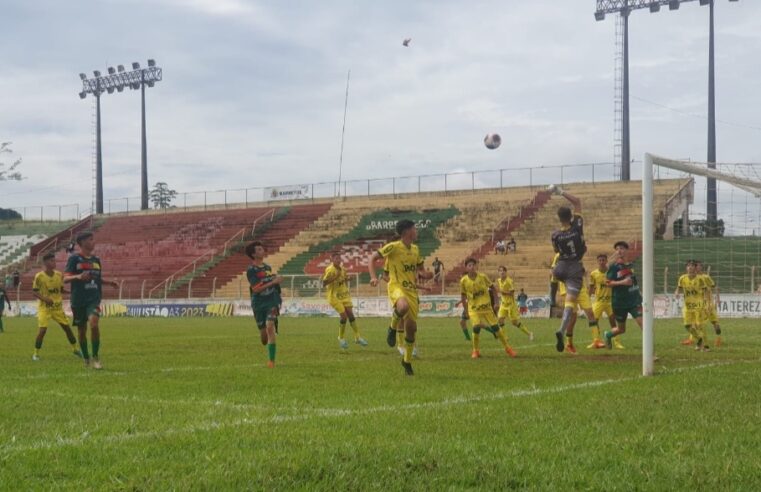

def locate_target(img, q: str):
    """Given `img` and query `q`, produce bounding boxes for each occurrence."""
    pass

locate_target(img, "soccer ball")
[484,133,501,150]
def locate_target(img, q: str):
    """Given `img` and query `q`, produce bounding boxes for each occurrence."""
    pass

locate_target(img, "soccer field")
[1,316,759,490]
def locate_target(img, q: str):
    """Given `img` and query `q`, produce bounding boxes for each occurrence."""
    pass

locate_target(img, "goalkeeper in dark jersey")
[548,185,598,353]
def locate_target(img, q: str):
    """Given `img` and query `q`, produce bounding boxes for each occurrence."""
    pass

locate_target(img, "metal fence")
[6,161,620,221]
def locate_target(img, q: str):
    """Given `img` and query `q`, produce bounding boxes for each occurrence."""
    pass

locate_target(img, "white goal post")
[643,153,761,376]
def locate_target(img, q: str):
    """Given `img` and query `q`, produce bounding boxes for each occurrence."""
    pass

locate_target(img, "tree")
[149,182,177,209]
[0,208,22,220]
[0,142,22,181]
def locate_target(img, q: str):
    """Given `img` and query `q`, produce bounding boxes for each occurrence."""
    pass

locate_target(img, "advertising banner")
[264,184,310,201]
[4,295,759,319]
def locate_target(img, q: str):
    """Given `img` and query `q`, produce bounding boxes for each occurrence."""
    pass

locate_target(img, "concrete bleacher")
[15,207,283,300]
[9,178,691,301]
[213,187,542,299]
[0,234,47,267]
[176,203,333,298]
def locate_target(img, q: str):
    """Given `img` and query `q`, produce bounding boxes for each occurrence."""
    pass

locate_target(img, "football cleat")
[603,331,613,350]
[267,360,275,368]
[338,338,349,349]
[695,338,704,351]
[555,331,565,352]
[32,354,40,361]
[528,332,534,342]
[471,350,481,359]
[566,344,577,355]
[386,328,396,347]
[412,347,419,359]
[505,346,517,358]
[91,359,103,370]
[397,346,405,356]
[680,338,694,346]
[72,349,83,358]
[355,338,368,347]
[401,360,414,376]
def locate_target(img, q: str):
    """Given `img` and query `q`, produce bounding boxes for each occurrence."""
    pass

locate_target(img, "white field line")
[2,358,754,455]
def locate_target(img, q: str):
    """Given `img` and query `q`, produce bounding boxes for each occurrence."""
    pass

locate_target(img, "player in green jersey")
[603,241,643,349]
[64,232,119,369]
[245,241,283,368]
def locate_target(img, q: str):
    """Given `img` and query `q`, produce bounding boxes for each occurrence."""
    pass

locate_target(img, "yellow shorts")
[559,283,592,310]
[389,288,419,323]
[469,309,498,328]
[498,303,519,322]
[593,302,614,321]
[38,307,70,328]
[683,307,703,326]
[328,295,353,314]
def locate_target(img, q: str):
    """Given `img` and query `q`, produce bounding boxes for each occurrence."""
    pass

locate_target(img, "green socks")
[267,343,276,362]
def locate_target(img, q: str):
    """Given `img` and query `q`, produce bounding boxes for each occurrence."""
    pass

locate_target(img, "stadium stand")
[9,178,691,301]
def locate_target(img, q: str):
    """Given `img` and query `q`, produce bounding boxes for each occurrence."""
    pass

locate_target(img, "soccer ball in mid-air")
[484,133,501,150]
[547,184,564,195]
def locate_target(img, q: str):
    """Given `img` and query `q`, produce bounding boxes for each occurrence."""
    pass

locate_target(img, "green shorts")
[252,300,279,329]
[613,305,642,323]
[71,303,101,326]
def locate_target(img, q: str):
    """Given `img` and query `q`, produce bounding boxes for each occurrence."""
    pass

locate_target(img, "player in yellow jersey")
[675,260,710,351]
[31,252,82,361]
[381,259,425,356]
[589,254,623,349]
[322,252,367,350]
[369,220,432,376]
[696,260,722,346]
[460,258,516,359]
[495,266,533,341]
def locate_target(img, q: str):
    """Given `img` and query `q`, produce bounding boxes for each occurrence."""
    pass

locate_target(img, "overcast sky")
[0,0,759,213]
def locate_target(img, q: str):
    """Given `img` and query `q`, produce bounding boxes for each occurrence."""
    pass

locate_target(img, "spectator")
[12,270,20,288]
[431,257,444,283]
[495,240,507,255]
[507,236,517,253]
[4,272,11,289]
[517,289,528,315]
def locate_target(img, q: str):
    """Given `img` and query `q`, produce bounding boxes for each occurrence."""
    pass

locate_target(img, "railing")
[147,208,279,299]
[3,162,620,221]
[147,250,216,299]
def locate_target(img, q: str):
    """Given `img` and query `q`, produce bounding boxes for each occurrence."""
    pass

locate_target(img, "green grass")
[0,316,759,490]
[655,237,761,293]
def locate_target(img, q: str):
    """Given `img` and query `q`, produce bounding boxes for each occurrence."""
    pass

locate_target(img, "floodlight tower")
[78,60,162,212]
[594,0,738,225]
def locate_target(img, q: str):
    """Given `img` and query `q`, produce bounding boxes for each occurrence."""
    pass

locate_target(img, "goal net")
[642,154,761,375]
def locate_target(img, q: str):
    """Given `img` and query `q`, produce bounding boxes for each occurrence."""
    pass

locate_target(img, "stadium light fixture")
[593,0,738,225]
[77,59,163,213]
